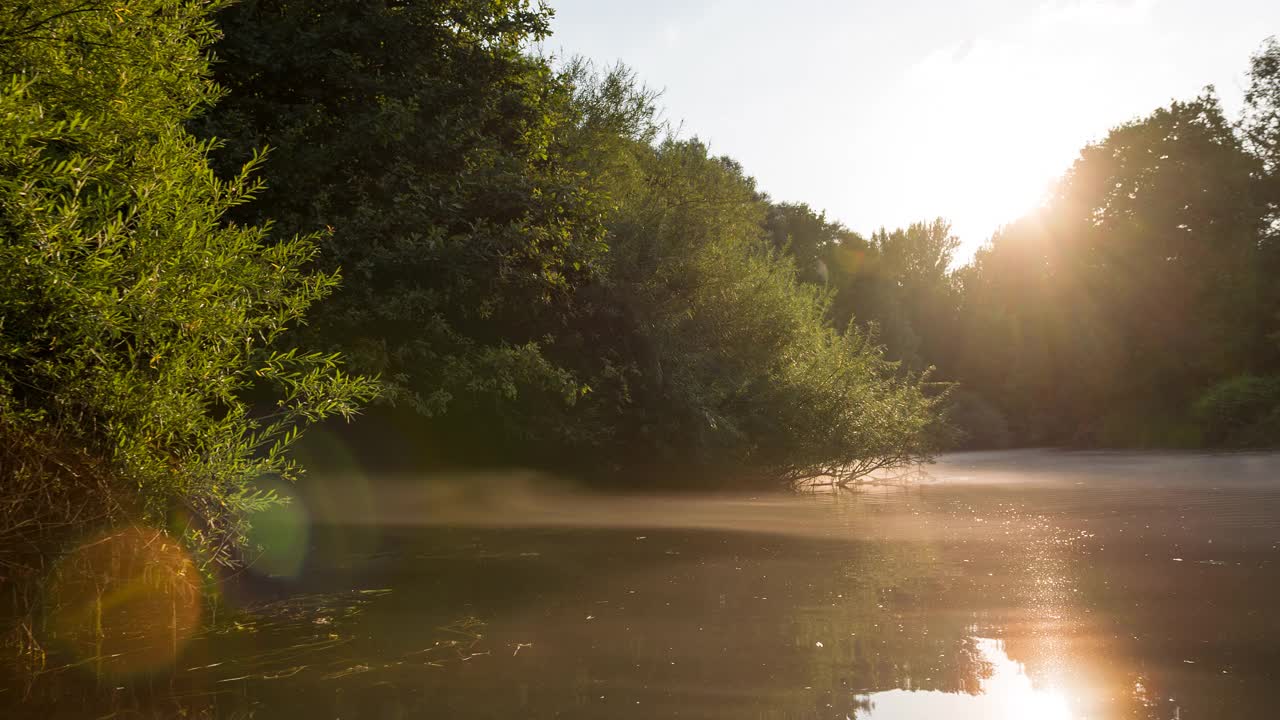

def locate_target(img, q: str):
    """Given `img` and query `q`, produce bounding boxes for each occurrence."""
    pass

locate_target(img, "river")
[6,450,1280,718]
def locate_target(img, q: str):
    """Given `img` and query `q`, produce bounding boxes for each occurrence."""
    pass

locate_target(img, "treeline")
[0,0,939,611]
[955,63,1280,448]
[192,0,942,482]
[767,43,1280,450]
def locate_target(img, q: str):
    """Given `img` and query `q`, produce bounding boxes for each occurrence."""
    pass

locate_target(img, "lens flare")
[45,526,202,678]
[295,430,380,567]
[244,478,310,579]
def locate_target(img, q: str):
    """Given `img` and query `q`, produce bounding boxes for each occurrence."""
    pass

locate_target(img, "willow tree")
[0,0,375,610]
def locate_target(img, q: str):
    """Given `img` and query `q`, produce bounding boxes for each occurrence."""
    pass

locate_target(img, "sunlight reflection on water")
[9,451,1280,719]
[858,637,1074,719]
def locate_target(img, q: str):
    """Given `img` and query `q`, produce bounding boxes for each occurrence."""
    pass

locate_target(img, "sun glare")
[857,637,1079,720]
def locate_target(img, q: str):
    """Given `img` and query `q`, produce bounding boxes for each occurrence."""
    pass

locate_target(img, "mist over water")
[9,450,1280,719]
[304,448,1280,542]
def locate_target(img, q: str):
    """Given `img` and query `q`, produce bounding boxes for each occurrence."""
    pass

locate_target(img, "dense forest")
[764,56,1280,450]
[1,0,1279,645]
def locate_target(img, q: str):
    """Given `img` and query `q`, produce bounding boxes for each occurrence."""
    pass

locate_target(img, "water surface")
[7,450,1280,718]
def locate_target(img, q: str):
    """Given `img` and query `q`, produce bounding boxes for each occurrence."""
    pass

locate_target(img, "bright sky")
[542,0,1280,262]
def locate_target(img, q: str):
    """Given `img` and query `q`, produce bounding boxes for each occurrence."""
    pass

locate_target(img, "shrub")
[0,0,376,632]
[1192,375,1280,446]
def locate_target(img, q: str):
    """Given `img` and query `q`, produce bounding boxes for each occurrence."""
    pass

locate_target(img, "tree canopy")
[197,0,607,430]
[0,0,374,588]
[195,4,944,482]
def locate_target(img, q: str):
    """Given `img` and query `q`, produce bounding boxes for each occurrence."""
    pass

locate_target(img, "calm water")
[7,450,1280,719]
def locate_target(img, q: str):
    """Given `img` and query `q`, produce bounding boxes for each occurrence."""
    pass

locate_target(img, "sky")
[540,0,1280,262]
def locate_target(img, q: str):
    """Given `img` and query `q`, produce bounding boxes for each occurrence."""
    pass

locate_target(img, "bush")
[562,134,943,484]
[1193,375,1280,446]
[0,0,376,627]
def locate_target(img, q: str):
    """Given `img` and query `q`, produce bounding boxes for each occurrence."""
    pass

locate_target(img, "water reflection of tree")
[508,530,999,719]
[6,527,1000,719]
[379,528,1004,720]
[785,539,994,717]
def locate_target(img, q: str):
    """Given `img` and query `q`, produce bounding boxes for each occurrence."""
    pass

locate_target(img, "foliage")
[0,0,375,602]
[199,9,943,484]
[865,220,961,373]
[763,53,1280,451]
[1193,375,1280,447]
[765,202,845,285]
[939,91,1267,446]
[559,127,943,484]
[195,0,607,448]
[1243,37,1280,362]
[767,208,960,375]
[1244,37,1280,182]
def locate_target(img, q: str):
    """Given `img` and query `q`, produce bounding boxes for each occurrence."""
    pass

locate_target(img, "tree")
[869,220,961,373]
[0,0,375,602]
[196,0,609,462]
[559,124,941,484]
[765,202,842,284]
[1243,37,1280,187]
[769,208,961,376]
[950,92,1265,445]
[1242,37,1280,364]
[1055,93,1262,408]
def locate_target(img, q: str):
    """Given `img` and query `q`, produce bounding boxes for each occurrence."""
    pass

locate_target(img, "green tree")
[0,0,375,594]
[951,92,1265,445]
[197,0,608,461]
[869,220,961,373]
[1243,37,1280,191]
[1243,37,1280,363]
[1055,93,1262,420]
[766,202,842,284]
[563,127,941,484]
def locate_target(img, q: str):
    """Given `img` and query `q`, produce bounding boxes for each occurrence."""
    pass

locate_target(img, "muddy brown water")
[6,449,1280,718]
